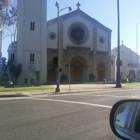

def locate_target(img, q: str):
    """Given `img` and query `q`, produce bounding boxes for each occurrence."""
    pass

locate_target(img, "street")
[0,88,140,140]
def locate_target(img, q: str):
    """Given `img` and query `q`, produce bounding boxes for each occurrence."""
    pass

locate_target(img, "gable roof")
[47,9,112,33]
[112,44,140,58]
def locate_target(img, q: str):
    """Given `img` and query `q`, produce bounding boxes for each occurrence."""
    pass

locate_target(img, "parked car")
[110,99,140,140]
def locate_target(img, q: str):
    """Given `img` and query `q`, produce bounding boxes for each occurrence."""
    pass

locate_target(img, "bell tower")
[17,0,47,84]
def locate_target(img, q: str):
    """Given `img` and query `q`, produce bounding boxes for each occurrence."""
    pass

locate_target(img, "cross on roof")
[76,2,81,9]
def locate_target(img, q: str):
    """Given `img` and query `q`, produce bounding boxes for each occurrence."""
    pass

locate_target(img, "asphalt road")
[0,89,140,140]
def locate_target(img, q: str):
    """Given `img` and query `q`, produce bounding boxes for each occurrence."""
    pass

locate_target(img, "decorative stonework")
[99,36,105,44]
[49,32,56,40]
[68,22,89,45]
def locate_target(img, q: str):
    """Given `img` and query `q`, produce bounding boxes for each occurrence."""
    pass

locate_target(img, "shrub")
[121,76,134,83]
[89,74,95,81]
[121,76,128,83]
[128,78,134,83]
[60,75,68,82]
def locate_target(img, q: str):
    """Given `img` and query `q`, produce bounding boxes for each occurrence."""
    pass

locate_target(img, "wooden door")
[47,69,56,82]
[73,66,81,82]
[98,70,105,81]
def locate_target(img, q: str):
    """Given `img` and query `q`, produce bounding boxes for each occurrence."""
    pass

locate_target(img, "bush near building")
[121,76,134,83]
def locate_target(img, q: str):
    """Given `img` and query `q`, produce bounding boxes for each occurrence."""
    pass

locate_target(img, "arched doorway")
[70,56,87,82]
[73,60,82,82]
[129,70,135,80]
[98,62,106,81]
[47,61,56,82]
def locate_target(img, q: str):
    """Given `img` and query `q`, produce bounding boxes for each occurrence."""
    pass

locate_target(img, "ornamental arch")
[129,70,135,80]
[97,62,106,81]
[70,56,88,82]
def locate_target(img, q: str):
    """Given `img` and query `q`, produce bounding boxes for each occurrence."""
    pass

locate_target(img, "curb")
[53,89,107,95]
[0,94,29,98]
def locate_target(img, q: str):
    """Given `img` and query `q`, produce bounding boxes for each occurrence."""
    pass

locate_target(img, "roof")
[7,41,17,52]
[112,44,140,58]
[47,9,112,33]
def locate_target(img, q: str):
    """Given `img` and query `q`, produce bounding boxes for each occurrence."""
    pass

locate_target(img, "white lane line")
[29,97,112,109]
[0,97,28,101]
[97,95,139,98]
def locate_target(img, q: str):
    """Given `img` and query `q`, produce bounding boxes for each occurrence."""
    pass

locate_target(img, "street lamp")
[116,0,121,88]
[55,2,72,92]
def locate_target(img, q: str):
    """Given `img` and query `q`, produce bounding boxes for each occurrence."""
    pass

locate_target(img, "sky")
[2,0,140,58]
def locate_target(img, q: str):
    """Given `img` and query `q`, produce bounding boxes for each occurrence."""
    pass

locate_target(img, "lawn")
[122,82,140,86]
[0,85,54,92]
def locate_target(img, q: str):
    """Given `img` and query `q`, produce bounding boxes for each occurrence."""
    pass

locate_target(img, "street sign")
[65,64,69,67]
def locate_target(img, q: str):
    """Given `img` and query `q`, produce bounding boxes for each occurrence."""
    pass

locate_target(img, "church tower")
[17,0,47,84]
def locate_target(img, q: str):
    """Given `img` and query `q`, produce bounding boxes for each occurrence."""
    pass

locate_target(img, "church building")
[7,0,112,85]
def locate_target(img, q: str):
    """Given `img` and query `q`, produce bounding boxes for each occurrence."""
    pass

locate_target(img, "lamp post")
[55,2,72,92]
[116,0,121,88]
[0,2,3,85]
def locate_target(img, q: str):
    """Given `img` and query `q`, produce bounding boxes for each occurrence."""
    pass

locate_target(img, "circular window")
[99,36,105,44]
[68,23,89,45]
[49,32,56,40]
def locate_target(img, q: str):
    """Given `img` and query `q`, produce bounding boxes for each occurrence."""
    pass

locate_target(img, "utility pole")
[116,0,121,88]
[136,23,139,82]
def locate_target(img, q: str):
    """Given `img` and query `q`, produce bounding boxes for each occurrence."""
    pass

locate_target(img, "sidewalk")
[0,83,135,98]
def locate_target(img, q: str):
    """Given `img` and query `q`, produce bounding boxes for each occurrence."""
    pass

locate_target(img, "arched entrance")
[98,62,106,81]
[47,61,56,82]
[70,56,87,82]
[129,70,135,80]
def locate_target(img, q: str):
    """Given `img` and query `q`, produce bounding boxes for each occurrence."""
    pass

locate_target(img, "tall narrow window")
[30,53,34,62]
[24,79,28,84]
[111,60,113,65]
[30,22,35,30]
[11,53,14,62]
[120,60,122,66]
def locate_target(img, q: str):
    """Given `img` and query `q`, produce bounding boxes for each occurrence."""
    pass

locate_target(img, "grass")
[0,85,54,92]
[122,82,140,86]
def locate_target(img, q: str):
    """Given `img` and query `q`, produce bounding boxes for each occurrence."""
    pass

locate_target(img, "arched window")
[11,53,14,62]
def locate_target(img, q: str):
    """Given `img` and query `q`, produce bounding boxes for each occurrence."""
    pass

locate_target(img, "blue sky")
[2,0,140,58]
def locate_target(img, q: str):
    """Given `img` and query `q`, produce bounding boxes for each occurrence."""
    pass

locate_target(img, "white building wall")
[63,15,93,49]
[130,51,137,63]
[17,0,47,85]
[111,55,116,81]
[120,51,128,76]
[97,28,108,52]
[47,24,57,49]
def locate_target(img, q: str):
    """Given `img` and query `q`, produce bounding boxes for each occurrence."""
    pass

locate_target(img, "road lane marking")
[97,95,139,98]
[29,98,112,109]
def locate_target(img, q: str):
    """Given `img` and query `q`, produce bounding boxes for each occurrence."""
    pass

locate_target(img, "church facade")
[47,8,112,83]
[7,0,112,85]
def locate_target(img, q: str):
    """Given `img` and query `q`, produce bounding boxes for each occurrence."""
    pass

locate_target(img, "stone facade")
[7,4,112,84]
[47,9,112,83]
[111,43,140,82]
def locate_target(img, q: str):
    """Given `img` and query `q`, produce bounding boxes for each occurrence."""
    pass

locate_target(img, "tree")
[7,59,22,84]
[0,0,17,85]
[0,0,17,42]
[1,57,9,83]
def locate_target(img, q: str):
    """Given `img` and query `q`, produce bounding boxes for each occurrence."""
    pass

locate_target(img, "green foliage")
[7,59,22,84]
[89,74,95,81]
[128,78,134,83]
[1,57,9,83]
[121,76,134,83]
[60,75,68,82]
[0,0,17,41]
[0,85,54,92]
[121,76,128,83]
[1,57,7,73]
